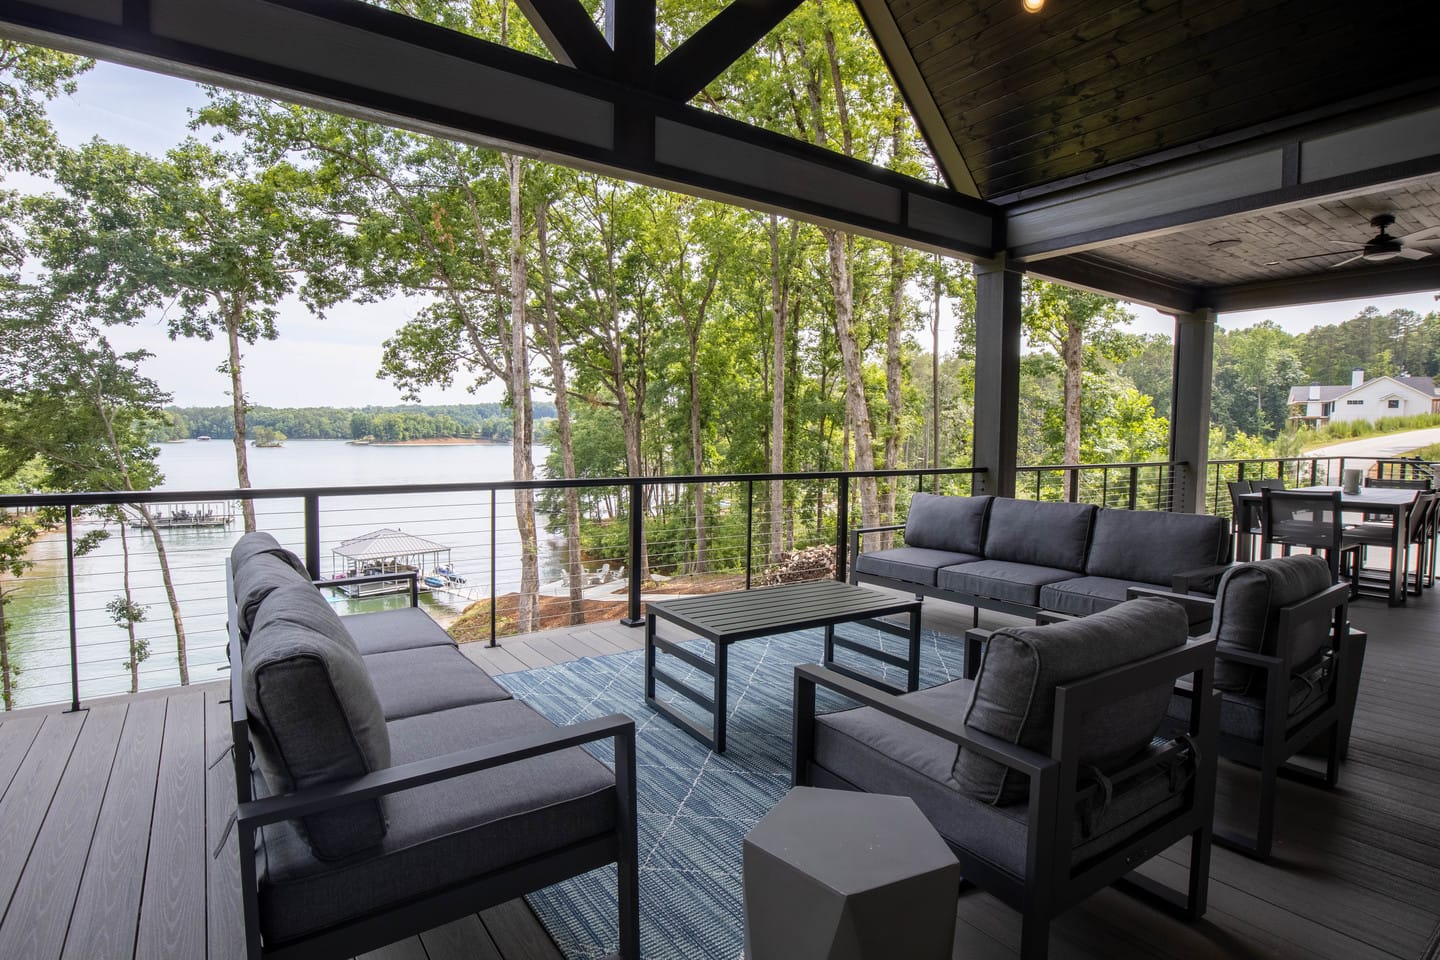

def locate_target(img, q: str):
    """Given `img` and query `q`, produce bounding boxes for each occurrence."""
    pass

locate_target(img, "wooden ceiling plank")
[971,20,1361,188]
[936,0,1302,146]
[981,62,1418,196]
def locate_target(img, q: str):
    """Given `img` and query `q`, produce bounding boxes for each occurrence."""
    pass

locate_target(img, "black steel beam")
[511,0,611,74]
[653,0,803,103]
[608,0,653,85]
[1025,254,1200,315]
[1004,96,1440,260]
[0,0,997,259]
[1202,258,1440,313]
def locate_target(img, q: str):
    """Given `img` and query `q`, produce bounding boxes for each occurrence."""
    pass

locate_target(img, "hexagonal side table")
[743,786,961,960]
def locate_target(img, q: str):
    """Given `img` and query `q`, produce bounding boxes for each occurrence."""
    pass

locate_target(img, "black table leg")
[644,613,657,699]
[714,641,729,753]
[823,623,835,666]
[906,608,921,693]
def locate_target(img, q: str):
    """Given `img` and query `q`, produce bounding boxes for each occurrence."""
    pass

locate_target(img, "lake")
[5,439,558,709]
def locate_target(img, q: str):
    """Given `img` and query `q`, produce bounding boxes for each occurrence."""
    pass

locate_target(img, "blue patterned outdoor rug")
[495,623,965,960]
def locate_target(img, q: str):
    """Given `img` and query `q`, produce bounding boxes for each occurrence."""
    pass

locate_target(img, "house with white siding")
[1288,369,1440,427]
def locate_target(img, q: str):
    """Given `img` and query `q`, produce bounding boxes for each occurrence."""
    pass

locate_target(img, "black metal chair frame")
[793,641,1219,960]
[225,565,640,960]
[1259,488,1359,585]
[1130,580,1354,860]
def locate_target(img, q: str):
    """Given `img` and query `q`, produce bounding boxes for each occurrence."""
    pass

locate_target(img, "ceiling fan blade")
[1325,239,1363,246]
[1397,247,1431,260]
[1287,249,1360,262]
[1328,254,1365,269]
[1399,226,1440,244]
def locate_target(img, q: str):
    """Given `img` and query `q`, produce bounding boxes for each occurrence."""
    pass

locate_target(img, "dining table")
[1238,484,1421,605]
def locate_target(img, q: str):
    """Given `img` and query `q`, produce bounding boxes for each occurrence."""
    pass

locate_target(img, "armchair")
[1156,554,1356,859]
[794,598,1218,960]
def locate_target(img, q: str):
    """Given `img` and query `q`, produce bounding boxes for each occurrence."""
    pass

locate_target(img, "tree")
[26,139,346,531]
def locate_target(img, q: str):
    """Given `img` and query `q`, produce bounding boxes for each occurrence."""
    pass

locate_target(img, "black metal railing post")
[835,475,850,582]
[745,480,754,591]
[1066,468,1080,503]
[489,489,497,647]
[621,480,644,626]
[1128,466,1139,510]
[303,494,321,579]
[64,506,82,714]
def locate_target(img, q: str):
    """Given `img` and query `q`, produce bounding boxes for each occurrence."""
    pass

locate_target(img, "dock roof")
[332,528,450,561]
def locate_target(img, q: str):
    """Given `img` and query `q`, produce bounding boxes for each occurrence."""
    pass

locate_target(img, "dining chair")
[1259,488,1360,586]
[1227,480,1260,561]
[1346,490,1434,597]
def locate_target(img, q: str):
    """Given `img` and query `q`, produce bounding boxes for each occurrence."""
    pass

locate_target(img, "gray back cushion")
[981,498,1096,572]
[903,493,993,555]
[1210,555,1334,695]
[1085,509,1227,583]
[232,531,308,577]
[955,597,1187,805]
[233,553,313,643]
[244,582,389,859]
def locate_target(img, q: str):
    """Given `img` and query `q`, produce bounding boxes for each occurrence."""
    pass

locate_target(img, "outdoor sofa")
[224,532,639,960]
[850,493,1229,626]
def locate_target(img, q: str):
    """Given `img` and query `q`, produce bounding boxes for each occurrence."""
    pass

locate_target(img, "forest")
[2,2,1439,693]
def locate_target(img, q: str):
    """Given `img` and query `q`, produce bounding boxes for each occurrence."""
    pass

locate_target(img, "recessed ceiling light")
[1022,0,1044,12]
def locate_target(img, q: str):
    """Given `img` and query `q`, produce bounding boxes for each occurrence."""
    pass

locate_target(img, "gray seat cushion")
[1209,555,1334,695]
[1085,509,1228,584]
[233,553,314,642]
[1168,674,1330,745]
[344,606,459,655]
[815,682,1188,879]
[955,597,1188,804]
[903,493,993,555]
[937,559,1079,607]
[244,583,389,860]
[256,700,617,944]
[365,645,512,720]
[981,499,1096,572]
[854,547,982,587]
[1037,576,1137,617]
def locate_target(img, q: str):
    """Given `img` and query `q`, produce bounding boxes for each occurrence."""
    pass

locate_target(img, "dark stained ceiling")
[886,0,1436,200]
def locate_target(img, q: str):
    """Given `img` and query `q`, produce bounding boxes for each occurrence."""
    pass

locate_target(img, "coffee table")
[644,578,923,752]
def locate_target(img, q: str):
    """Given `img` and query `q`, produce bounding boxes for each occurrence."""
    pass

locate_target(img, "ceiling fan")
[1287,214,1440,268]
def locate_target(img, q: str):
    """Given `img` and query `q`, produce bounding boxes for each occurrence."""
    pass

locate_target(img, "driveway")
[1304,427,1440,475]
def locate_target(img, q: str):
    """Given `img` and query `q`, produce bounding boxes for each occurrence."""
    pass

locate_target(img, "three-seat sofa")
[850,493,1229,622]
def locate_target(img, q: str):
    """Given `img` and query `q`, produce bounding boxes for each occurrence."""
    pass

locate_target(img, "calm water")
[6,439,556,709]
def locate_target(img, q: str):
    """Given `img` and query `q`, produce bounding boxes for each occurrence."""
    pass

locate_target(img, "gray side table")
[744,786,960,960]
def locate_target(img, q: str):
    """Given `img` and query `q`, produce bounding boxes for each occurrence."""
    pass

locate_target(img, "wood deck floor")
[1,591,1437,960]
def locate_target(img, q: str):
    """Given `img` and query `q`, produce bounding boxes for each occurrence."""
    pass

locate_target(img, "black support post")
[1168,308,1217,512]
[64,505,82,714]
[622,480,645,626]
[973,256,1022,497]
[835,475,850,582]
[303,494,321,579]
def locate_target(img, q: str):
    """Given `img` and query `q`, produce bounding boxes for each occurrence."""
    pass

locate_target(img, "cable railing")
[0,466,984,711]
[1013,461,1183,510]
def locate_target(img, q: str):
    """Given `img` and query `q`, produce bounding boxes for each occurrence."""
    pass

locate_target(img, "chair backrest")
[1261,488,1344,549]
[1367,475,1432,490]
[1408,493,1438,544]
[1228,480,1257,533]
[1251,478,1287,491]
[1208,554,1340,697]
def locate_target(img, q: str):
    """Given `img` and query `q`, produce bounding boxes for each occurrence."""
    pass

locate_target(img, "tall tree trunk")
[134,505,188,685]
[536,202,585,624]
[118,521,140,694]
[931,255,942,490]
[0,593,12,711]
[225,305,256,532]
[826,228,881,530]
[880,244,905,548]
[506,156,539,635]
[1063,314,1083,467]
[688,318,707,574]
[767,216,791,565]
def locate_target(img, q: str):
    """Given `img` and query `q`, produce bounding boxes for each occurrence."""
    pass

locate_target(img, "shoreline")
[354,437,506,447]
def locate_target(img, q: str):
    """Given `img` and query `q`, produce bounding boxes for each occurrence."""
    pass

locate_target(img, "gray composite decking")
[1,590,1437,960]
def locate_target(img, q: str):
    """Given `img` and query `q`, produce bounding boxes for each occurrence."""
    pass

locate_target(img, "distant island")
[154,402,557,444]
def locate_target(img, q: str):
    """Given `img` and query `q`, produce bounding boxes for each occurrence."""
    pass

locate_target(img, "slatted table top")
[646,578,921,644]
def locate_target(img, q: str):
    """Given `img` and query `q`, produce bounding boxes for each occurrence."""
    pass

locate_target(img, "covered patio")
[0,591,1436,959]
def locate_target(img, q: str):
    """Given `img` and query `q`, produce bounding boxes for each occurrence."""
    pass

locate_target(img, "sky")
[13,60,1440,408]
